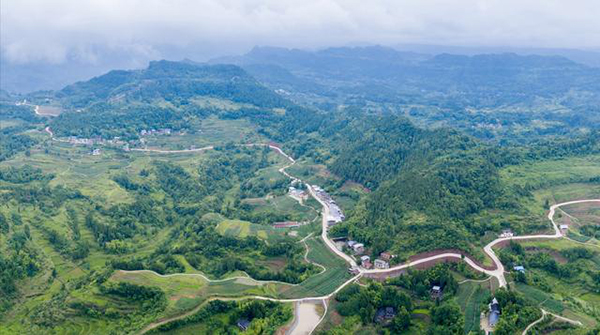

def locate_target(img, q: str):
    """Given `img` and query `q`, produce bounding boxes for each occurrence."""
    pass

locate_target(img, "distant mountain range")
[2,44,599,94]
[212,45,600,109]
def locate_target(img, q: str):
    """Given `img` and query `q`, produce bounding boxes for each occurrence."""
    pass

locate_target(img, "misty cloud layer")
[2,0,600,66]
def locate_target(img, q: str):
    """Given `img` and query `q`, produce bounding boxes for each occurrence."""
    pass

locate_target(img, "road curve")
[365,199,600,288]
[61,140,598,333]
[522,309,583,335]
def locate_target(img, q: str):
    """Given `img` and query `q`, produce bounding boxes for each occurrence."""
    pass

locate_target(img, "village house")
[513,265,526,273]
[91,148,101,156]
[488,298,500,328]
[560,224,569,231]
[352,243,365,254]
[360,255,371,267]
[499,229,514,238]
[379,252,394,261]
[374,307,396,324]
[237,319,250,331]
[288,186,308,200]
[431,285,443,299]
[374,259,389,269]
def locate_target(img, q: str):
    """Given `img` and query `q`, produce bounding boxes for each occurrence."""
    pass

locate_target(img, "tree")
[391,306,411,333]
[0,213,8,233]
[430,301,464,335]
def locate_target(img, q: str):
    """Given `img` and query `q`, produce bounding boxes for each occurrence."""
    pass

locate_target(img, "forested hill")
[56,60,290,109]
[216,46,600,102]
[215,46,600,142]
[47,60,319,140]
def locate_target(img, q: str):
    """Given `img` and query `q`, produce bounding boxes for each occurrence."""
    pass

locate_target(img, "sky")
[2,0,600,66]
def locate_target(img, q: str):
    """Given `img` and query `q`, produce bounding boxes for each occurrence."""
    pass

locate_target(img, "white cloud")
[2,0,599,64]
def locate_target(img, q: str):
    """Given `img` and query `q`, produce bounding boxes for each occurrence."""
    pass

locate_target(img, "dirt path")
[287,301,325,335]
[522,309,583,335]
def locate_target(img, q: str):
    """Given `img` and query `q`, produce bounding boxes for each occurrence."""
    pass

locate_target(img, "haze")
[2,0,600,92]
[3,0,600,64]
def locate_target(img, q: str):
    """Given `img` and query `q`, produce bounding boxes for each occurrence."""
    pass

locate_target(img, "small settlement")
[312,185,345,226]
[288,186,309,201]
[312,184,395,271]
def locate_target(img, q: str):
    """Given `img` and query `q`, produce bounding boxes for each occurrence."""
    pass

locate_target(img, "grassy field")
[456,281,491,334]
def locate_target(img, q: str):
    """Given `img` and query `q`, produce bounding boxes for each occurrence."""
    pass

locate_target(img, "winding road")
[46,131,598,333]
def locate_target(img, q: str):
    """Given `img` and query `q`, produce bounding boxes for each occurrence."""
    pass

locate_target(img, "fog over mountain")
[2,0,600,92]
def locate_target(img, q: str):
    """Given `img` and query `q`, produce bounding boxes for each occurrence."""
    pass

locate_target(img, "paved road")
[56,140,598,333]
[367,199,600,288]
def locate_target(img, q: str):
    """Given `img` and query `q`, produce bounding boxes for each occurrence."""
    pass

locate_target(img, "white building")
[374,259,389,269]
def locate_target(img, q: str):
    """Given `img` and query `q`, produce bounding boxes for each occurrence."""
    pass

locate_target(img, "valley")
[1,53,600,335]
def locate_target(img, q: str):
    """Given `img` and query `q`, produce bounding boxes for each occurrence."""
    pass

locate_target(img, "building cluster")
[312,185,345,226]
[68,136,126,147]
[348,241,393,269]
[140,128,172,136]
[288,186,308,200]
[347,240,364,254]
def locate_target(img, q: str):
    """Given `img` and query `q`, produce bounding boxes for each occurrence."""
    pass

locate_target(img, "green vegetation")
[280,237,351,298]
[499,239,600,328]
[318,264,467,334]
[456,281,491,333]
[150,299,292,335]
[2,55,600,334]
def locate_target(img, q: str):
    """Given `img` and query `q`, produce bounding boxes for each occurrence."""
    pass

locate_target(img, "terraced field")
[279,237,351,299]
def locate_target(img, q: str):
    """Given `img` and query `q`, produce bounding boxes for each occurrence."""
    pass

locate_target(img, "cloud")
[2,0,599,64]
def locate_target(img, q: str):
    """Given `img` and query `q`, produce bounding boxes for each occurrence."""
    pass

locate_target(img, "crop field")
[279,237,351,299]
[249,195,319,223]
[143,117,263,149]
[37,105,63,116]
[515,283,564,313]
[108,270,285,320]
[0,119,23,128]
[286,159,339,187]
[558,203,600,246]
[512,239,600,328]
[456,281,490,334]
[500,155,600,191]
[216,219,284,241]
[530,183,600,214]
[3,142,136,205]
